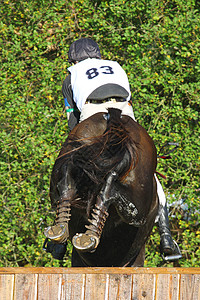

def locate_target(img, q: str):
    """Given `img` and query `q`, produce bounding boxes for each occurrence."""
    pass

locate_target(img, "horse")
[47,108,158,267]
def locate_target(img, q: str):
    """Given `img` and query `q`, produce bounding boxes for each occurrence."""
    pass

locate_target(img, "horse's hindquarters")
[49,109,158,267]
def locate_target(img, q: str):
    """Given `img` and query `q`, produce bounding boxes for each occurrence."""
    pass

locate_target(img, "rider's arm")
[62,74,74,117]
[62,74,80,131]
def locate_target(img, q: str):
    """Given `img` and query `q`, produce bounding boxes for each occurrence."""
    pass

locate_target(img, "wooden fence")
[0,267,199,300]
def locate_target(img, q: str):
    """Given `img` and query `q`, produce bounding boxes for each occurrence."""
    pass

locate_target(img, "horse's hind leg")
[130,245,145,267]
[44,164,76,244]
[72,171,116,252]
[72,196,109,252]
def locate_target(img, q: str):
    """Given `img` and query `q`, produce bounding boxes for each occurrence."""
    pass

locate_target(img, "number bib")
[68,58,131,111]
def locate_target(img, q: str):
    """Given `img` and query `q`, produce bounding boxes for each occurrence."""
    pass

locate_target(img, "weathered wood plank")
[37,274,61,300]
[108,273,132,300]
[14,273,37,300]
[0,268,200,300]
[0,267,199,275]
[0,274,14,300]
[132,273,156,300]
[179,274,200,300]
[84,273,107,300]
[156,274,180,300]
[60,273,85,300]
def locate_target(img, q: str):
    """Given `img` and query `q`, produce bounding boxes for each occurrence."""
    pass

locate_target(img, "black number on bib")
[86,68,99,79]
[86,66,114,79]
[100,66,114,74]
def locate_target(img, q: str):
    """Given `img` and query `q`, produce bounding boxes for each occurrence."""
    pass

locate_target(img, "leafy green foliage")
[0,0,199,267]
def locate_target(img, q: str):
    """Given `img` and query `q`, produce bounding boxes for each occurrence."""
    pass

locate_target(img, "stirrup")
[161,240,182,262]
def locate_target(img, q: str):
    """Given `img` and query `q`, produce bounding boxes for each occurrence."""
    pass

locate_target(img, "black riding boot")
[158,204,182,261]
[43,238,67,260]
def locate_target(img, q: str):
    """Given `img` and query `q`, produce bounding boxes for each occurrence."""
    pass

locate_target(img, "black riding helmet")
[68,38,101,63]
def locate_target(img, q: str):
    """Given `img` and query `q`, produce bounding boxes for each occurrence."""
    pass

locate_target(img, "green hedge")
[0,0,199,267]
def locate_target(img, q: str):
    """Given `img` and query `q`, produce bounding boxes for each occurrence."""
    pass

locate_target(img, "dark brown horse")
[48,108,158,267]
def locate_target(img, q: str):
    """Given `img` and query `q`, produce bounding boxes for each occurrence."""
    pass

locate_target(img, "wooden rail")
[0,267,199,300]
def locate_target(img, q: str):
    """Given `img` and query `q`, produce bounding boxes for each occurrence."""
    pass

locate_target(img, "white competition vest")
[68,58,131,111]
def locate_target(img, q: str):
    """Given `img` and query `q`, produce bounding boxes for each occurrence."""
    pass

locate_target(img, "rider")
[44,38,181,261]
[62,38,135,130]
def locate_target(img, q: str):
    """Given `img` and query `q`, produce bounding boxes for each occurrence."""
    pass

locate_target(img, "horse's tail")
[101,107,137,181]
[73,108,137,182]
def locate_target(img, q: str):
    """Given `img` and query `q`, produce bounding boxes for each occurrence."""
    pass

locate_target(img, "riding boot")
[158,204,181,261]
[43,238,67,260]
